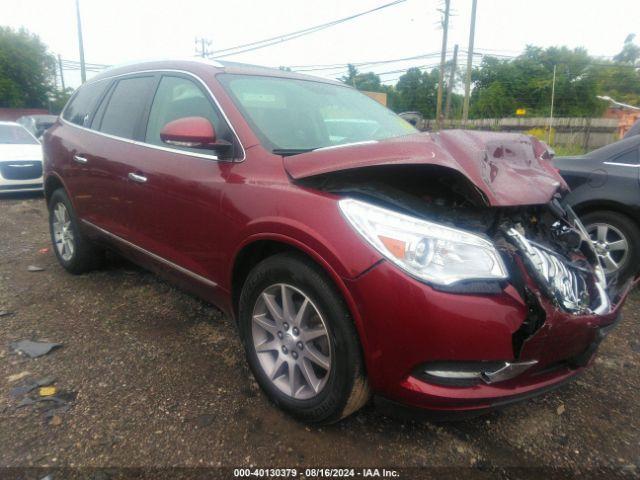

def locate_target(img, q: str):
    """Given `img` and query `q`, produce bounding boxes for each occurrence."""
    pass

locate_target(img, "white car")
[0,121,44,193]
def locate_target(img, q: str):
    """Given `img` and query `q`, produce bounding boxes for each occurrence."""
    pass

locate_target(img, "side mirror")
[160,116,227,150]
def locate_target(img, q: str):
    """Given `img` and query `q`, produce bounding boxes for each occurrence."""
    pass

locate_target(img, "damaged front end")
[301,162,620,315]
[503,209,609,316]
[289,132,632,385]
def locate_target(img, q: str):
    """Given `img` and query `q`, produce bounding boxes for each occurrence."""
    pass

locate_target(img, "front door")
[121,73,240,285]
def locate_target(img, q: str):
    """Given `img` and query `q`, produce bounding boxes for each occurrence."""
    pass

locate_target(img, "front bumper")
[0,183,43,193]
[344,260,628,413]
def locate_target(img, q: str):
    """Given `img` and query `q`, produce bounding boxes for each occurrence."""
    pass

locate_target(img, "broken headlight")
[339,198,508,286]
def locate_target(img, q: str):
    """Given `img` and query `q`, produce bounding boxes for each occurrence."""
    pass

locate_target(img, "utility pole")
[57,54,66,91]
[435,0,451,130]
[75,0,86,83]
[444,43,458,122]
[548,64,557,145]
[195,37,212,58]
[462,0,478,124]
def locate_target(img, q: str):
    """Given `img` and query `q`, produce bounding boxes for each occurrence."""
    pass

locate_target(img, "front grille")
[0,161,43,180]
[506,228,608,314]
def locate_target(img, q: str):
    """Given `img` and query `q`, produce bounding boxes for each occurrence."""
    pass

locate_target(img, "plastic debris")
[27,265,45,272]
[39,386,57,397]
[7,371,30,382]
[0,310,14,317]
[11,340,62,358]
[9,376,56,398]
[557,404,566,415]
[39,247,50,254]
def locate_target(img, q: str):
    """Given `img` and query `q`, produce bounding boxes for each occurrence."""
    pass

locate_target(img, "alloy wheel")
[52,202,75,262]
[251,283,331,400]
[586,222,629,275]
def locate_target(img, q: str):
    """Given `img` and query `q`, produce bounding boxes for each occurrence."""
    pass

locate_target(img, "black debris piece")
[9,377,56,398]
[10,340,62,358]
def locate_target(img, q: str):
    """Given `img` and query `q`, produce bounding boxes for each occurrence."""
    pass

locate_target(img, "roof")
[88,58,345,87]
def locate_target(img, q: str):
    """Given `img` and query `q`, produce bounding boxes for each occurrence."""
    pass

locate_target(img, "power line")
[210,0,407,58]
[291,51,444,72]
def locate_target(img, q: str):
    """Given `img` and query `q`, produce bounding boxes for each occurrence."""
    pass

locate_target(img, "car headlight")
[338,198,508,286]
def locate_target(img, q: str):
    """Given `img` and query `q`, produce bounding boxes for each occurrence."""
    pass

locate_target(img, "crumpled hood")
[283,130,567,206]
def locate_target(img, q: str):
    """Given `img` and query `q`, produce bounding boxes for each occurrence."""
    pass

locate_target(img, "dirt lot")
[1,194,639,478]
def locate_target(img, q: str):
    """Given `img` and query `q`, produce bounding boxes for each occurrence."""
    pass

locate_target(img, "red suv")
[43,59,631,423]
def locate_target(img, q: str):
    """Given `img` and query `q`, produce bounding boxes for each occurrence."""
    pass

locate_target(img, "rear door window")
[62,81,109,127]
[144,75,227,152]
[98,76,157,140]
[612,148,639,165]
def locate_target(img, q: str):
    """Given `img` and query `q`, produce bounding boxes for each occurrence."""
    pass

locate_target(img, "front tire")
[48,188,103,274]
[238,252,369,424]
[582,210,640,283]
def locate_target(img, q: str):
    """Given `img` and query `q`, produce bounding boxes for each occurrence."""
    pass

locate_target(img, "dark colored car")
[554,134,640,284]
[42,59,631,423]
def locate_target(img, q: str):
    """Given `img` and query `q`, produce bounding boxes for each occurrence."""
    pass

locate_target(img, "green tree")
[0,27,56,108]
[339,64,386,92]
[394,67,439,117]
[50,87,74,114]
[469,46,604,118]
[595,35,640,106]
[613,34,640,64]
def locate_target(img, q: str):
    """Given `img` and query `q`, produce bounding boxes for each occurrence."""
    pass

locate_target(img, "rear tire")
[581,210,640,283]
[238,252,369,424]
[48,188,103,274]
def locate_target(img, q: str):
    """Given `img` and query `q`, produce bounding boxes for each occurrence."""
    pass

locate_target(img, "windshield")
[0,124,39,145]
[218,74,416,154]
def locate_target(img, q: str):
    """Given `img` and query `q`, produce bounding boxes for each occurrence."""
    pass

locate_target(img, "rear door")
[56,80,111,217]
[86,74,158,237]
[120,73,240,283]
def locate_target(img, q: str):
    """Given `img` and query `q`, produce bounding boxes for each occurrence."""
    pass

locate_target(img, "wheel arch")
[44,173,69,206]
[572,199,640,227]
[229,235,372,359]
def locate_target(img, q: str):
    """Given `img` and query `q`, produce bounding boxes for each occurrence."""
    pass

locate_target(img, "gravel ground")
[1,194,639,478]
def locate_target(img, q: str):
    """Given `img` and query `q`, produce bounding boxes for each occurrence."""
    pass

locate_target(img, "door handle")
[128,172,148,183]
[73,155,88,164]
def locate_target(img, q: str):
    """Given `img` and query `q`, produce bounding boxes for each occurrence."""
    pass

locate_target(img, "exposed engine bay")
[299,164,621,316]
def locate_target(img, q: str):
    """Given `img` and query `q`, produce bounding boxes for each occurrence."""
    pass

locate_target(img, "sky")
[4,0,640,89]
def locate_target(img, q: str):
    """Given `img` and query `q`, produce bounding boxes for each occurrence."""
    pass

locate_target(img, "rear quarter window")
[98,76,156,140]
[62,81,109,127]
[611,148,639,165]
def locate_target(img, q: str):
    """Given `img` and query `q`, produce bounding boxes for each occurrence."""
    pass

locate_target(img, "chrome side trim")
[603,162,640,168]
[314,140,378,151]
[60,69,245,162]
[81,220,217,288]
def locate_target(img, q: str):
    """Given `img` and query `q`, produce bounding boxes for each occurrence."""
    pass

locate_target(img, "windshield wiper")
[272,148,316,156]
